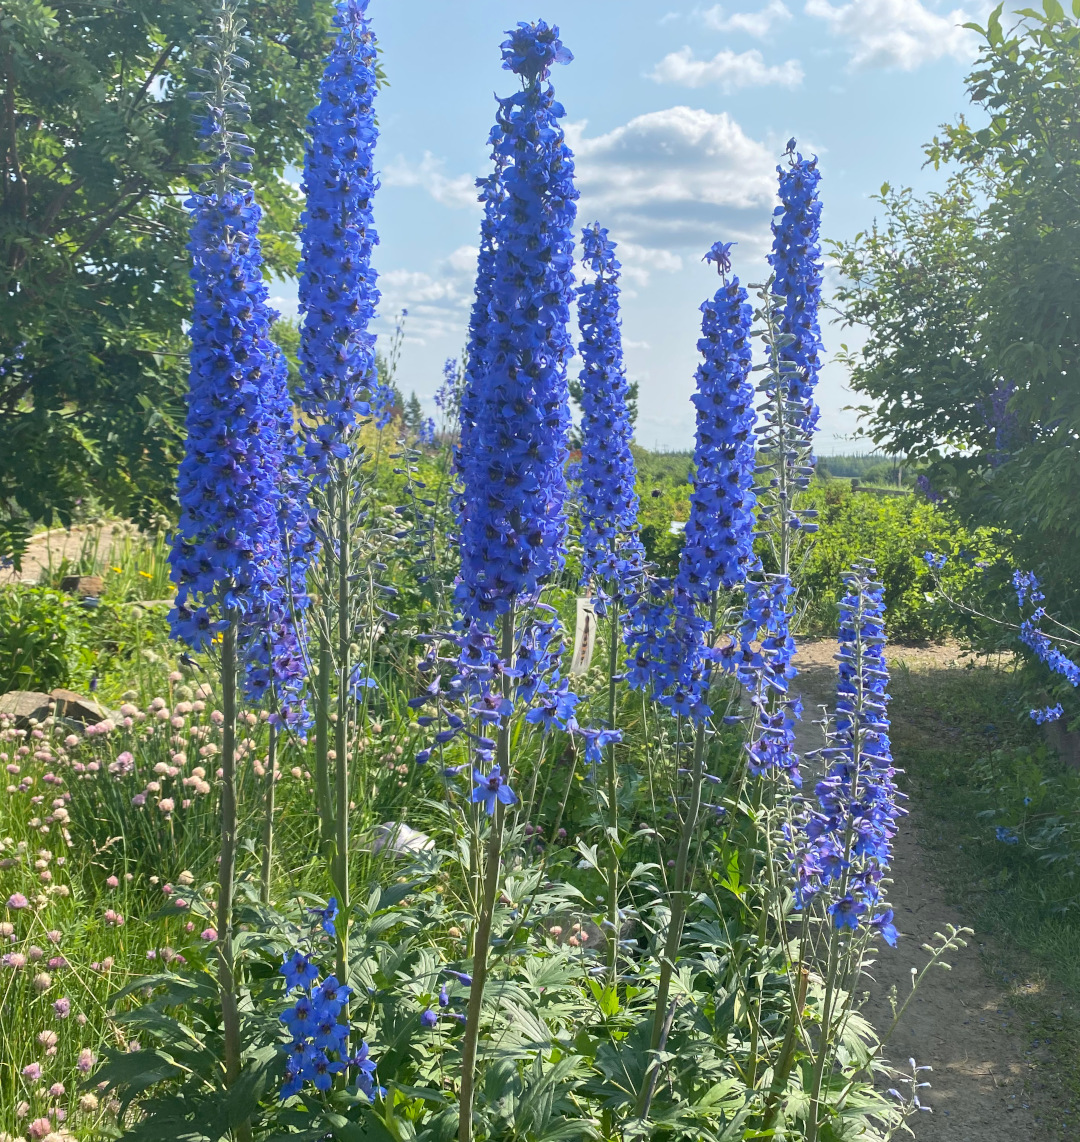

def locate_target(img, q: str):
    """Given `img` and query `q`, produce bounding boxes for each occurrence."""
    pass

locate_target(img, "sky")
[268,0,996,453]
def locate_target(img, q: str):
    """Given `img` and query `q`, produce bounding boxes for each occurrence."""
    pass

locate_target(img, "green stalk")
[458,608,514,1142]
[215,620,251,1141]
[334,461,352,998]
[604,602,620,978]
[635,716,708,1116]
[315,634,334,849]
[260,722,276,905]
[760,964,810,1132]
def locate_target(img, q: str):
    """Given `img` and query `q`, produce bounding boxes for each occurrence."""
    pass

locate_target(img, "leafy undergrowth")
[891,658,1080,1110]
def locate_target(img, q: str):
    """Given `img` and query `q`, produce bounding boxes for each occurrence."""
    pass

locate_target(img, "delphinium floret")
[454,21,578,625]
[797,559,904,933]
[296,0,380,479]
[168,140,284,651]
[769,140,823,440]
[576,222,644,611]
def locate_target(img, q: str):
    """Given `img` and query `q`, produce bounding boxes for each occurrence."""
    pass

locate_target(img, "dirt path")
[793,639,1057,1141]
[0,522,133,587]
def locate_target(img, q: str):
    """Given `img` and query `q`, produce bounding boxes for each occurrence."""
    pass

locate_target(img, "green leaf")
[587,979,621,1018]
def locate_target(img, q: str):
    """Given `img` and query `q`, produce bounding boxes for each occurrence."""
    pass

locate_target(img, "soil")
[792,639,1066,1140]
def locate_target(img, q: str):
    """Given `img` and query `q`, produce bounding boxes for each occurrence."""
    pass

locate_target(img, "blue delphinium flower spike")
[795,560,904,932]
[297,0,381,479]
[455,21,578,625]
[576,223,645,610]
[769,147,823,439]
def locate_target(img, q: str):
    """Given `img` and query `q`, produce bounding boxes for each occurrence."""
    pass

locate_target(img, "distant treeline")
[816,453,910,486]
[632,446,913,491]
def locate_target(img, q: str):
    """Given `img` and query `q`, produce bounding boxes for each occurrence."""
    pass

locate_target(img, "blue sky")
[269,0,994,452]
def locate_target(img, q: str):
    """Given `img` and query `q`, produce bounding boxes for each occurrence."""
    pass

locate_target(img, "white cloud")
[569,107,777,253]
[374,252,476,347]
[600,242,685,288]
[650,45,803,90]
[805,0,978,70]
[701,1,792,37]
[382,151,478,209]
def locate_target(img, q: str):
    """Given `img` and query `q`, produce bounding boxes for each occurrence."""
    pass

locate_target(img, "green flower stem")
[260,722,276,905]
[458,608,514,1142]
[636,715,708,1116]
[215,619,251,1142]
[334,462,352,1004]
[760,963,810,1131]
[315,634,334,849]
[604,603,620,978]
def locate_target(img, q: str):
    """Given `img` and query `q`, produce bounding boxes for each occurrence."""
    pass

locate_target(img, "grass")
[890,656,1080,1116]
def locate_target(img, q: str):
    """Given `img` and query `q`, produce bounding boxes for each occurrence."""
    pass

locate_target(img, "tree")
[0,0,336,564]
[833,1,1080,620]
[404,391,422,435]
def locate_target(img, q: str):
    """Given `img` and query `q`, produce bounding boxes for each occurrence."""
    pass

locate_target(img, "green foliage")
[0,1,341,558]
[831,2,1080,624]
[632,446,691,576]
[0,529,177,698]
[0,585,76,690]
[795,487,1000,640]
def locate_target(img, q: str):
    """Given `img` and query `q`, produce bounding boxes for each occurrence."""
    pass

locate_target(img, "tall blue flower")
[1009,568,1080,721]
[454,21,578,625]
[236,340,313,723]
[169,152,284,649]
[628,242,757,719]
[769,143,823,438]
[297,0,380,480]
[576,223,644,607]
[797,560,904,936]
[678,242,757,604]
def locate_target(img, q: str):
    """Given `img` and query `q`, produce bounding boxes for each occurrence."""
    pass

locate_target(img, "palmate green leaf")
[494,998,553,1049]
[322,1108,399,1142]
[92,1047,185,1112]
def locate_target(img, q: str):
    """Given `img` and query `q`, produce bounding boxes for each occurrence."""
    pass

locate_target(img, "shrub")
[796,487,1000,641]
[0,588,81,693]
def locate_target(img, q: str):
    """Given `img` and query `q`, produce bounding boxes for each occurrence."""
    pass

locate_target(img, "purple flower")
[420,1008,438,1029]
[471,765,517,816]
[308,897,339,937]
[280,951,320,993]
[872,909,899,947]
